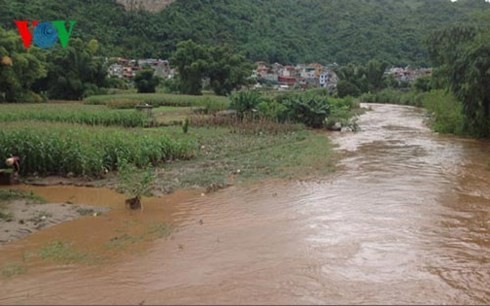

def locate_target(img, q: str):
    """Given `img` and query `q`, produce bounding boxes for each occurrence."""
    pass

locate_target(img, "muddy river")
[1,104,489,304]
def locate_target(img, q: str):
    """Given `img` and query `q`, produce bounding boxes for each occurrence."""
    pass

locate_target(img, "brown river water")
[0,103,489,304]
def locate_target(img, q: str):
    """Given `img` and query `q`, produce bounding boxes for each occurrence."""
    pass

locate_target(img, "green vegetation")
[147,223,174,239]
[360,89,425,107]
[229,90,263,118]
[336,60,389,98]
[38,241,95,264]
[171,40,253,95]
[134,69,160,93]
[429,24,490,137]
[153,127,336,193]
[0,28,106,102]
[229,89,359,129]
[37,38,107,100]
[0,262,27,278]
[2,0,489,65]
[0,28,46,102]
[106,222,173,250]
[84,93,229,111]
[0,122,196,176]
[422,90,465,135]
[358,15,490,137]
[0,189,46,204]
[117,160,155,209]
[0,103,147,127]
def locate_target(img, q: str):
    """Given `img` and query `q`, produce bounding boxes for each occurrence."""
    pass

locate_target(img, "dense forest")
[1,0,489,66]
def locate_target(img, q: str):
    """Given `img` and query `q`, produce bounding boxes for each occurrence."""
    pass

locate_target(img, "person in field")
[5,156,20,174]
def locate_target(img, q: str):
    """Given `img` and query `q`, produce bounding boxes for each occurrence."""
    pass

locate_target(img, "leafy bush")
[337,80,361,98]
[282,93,330,128]
[117,159,155,205]
[422,90,465,135]
[325,97,360,130]
[134,69,160,93]
[256,99,289,122]
[229,90,262,118]
[229,90,360,129]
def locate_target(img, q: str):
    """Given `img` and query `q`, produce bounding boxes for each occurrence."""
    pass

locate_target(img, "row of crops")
[0,103,148,127]
[0,122,197,176]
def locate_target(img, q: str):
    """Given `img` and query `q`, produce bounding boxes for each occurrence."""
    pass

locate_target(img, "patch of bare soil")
[0,200,108,245]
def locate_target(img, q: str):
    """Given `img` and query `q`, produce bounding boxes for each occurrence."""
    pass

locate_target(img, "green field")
[0,103,147,127]
[0,121,196,176]
[0,93,341,191]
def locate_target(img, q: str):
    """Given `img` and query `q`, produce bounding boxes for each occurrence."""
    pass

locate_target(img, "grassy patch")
[153,126,335,192]
[360,89,426,107]
[84,93,229,112]
[0,189,46,203]
[0,262,27,278]
[106,222,173,250]
[37,241,96,264]
[146,223,173,239]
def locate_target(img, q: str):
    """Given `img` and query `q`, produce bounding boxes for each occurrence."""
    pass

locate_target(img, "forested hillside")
[1,0,489,65]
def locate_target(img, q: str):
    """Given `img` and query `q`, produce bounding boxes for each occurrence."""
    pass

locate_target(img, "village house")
[108,57,173,80]
[253,61,339,91]
[386,66,432,83]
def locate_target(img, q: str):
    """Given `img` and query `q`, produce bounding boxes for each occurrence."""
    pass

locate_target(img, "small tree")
[171,40,209,95]
[134,69,160,93]
[117,160,155,210]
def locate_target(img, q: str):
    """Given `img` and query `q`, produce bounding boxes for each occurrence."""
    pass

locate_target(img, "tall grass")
[84,93,229,112]
[422,90,465,135]
[0,104,147,127]
[0,122,197,176]
[360,89,425,107]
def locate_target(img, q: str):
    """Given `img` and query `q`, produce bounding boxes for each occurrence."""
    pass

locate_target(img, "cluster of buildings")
[107,57,431,92]
[108,57,175,80]
[385,67,432,83]
[253,62,339,92]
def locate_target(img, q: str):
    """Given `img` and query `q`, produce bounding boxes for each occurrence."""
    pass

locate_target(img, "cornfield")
[0,122,197,176]
[0,103,147,127]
